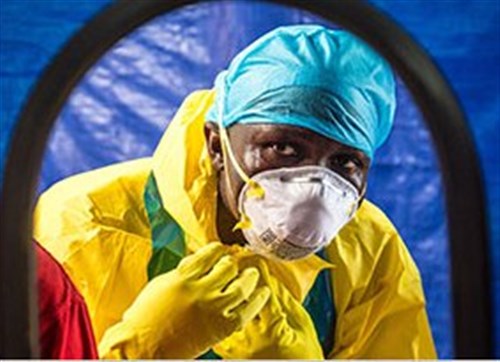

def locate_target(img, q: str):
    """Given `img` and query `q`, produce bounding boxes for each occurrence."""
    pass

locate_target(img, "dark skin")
[204,122,371,246]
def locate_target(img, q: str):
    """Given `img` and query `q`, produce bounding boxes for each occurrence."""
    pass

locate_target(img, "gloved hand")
[98,242,271,359]
[213,259,324,360]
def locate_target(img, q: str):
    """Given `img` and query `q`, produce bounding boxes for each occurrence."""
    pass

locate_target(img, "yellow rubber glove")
[214,259,324,359]
[98,242,271,359]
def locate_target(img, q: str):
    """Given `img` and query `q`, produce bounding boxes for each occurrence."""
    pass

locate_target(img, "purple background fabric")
[1,1,498,358]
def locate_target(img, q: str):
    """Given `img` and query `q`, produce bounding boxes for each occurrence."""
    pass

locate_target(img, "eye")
[331,154,362,173]
[269,142,300,158]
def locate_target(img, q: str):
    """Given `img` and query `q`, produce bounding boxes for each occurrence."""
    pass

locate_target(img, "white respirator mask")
[235,165,359,260]
[216,91,360,260]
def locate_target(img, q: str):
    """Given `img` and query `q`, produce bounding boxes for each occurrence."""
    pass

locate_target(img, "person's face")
[204,122,371,220]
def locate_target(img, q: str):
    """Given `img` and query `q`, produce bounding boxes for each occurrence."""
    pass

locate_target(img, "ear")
[204,122,224,172]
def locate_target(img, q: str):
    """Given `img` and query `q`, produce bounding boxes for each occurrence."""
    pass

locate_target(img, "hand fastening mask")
[217,104,360,261]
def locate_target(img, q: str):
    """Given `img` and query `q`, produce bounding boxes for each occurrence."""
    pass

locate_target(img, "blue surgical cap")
[206,25,396,159]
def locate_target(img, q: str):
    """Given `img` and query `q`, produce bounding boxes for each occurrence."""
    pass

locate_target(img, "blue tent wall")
[0,1,498,358]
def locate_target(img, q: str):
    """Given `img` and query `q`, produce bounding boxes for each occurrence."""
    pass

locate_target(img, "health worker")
[34,25,437,359]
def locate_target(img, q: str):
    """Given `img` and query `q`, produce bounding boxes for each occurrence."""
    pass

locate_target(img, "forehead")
[227,123,367,156]
[229,122,326,142]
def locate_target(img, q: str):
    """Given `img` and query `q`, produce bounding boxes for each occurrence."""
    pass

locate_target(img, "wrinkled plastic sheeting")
[38,2,454,357]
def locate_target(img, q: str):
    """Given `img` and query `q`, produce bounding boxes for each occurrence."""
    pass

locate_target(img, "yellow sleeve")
[33,159,153,348]
[328,202,437,359]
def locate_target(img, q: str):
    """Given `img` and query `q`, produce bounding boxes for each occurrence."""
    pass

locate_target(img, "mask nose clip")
[280,175,324,183]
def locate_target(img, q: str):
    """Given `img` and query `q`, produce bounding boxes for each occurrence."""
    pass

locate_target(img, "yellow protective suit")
[34,90,437,359]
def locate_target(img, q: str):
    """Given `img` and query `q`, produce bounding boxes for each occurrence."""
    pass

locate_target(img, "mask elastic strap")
[347,184,365,217]
[216,85,264,230]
